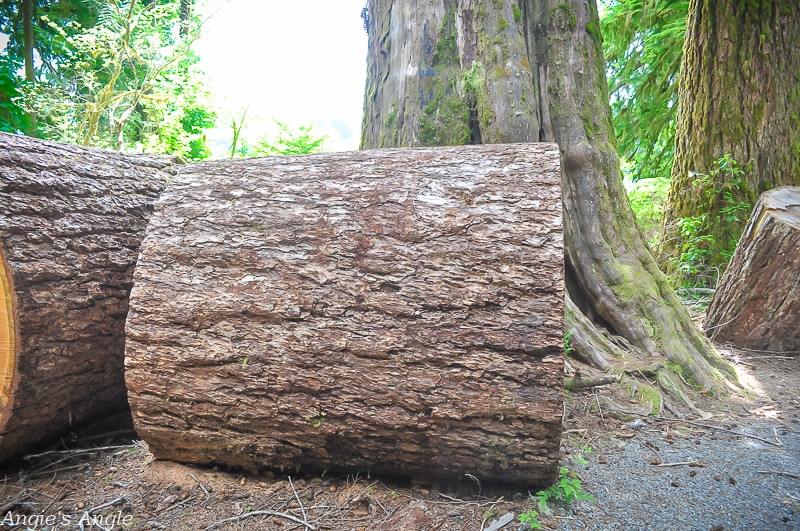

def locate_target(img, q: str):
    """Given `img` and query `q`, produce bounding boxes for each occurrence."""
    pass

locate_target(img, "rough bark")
[0,132,175,462]
[22,0,36,135]
[703,187,800,354]
[360,0,737,394]
[658,1,800,278]
[179,0,192,38]
[126,144,564,487]
[22,0,34,84]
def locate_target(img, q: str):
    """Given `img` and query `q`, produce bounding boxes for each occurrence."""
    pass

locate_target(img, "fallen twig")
[435,492,504,507]
[24,445,134,461]
[289,476,310,529]
[170,495,198,512]
[464,473,481,496]
[189,472,210,499]
[757,470,800,479]
[655,416,784,447]
[206,509,315,530]
[655,460,706,468]
[88,496,126,514]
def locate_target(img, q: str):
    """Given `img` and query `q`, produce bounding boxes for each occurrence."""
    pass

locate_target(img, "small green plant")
[520,467,595,527]
[538,467,595,509]
[564,332,573,356]
[513,4,522,22]
[673,154,751,287]
[518,508,544,529]
[569,444,592,467]
[675,214,715,279]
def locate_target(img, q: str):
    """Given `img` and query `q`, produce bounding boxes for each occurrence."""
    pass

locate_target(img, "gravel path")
[557,419,799,530]
[554,356,800,531]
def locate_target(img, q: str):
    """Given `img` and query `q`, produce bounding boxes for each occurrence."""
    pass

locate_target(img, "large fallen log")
[126,143,564,487]
[704,187,800,354]
[0,133,175,461]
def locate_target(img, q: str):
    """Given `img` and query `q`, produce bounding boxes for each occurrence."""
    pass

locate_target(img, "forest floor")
[1,346,798,531]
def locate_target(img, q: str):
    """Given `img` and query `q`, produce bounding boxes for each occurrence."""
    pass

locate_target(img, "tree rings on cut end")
[0,249,15,412]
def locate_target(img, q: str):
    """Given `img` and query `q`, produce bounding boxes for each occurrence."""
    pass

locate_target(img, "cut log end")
[704,186,800,353]
[0,251,14,413]
[761,186,800,231]
[0,133,173,462]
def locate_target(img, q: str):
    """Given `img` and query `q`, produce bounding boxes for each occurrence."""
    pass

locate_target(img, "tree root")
[565,374,619,392]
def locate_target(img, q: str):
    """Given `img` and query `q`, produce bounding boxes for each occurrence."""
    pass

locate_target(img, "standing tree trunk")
[179,0,192,38]
[22,0,34,84]
[658,1,800,281]
[22,0,36,136]
[0,133,175,462]
[361,0,738,398]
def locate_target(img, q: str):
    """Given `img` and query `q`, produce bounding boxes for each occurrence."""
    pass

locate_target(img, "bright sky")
[195,0,368,154]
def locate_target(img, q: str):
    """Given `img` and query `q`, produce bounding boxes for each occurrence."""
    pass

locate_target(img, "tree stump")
[704,187,800,354]
[0,133,175,462]
[126,143,564,487]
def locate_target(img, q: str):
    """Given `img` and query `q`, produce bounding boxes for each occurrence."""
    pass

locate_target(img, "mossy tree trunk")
[22,0,36,136]
[658,1,800,283]
[361,0,738,398]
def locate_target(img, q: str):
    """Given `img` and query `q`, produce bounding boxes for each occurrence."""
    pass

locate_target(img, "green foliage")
[461,60,485,100]
[602,0,689,182]
[564,332,573,356]
[250,121,327,157]
[513,4,522,23]
[518,509,544,529]
[0,0,214,159]
[0,58,31,133]
[624,173,670,245]
[229,116,327,158]
[520,466,595,527]
[672,154,751,287]
[538,467,595,508]
[569,444,592,467]
[433,8,458,66]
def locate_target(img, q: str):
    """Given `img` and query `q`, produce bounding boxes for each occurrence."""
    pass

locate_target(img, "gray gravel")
[556,419,799,530]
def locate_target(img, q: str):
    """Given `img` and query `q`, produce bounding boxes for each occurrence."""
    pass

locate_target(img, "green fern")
[602,0,689,182]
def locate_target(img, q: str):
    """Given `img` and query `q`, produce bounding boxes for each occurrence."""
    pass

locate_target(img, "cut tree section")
[126,143,564,487]
[0,133,175,462]
[0,251,14,410]
[704,187,800,354]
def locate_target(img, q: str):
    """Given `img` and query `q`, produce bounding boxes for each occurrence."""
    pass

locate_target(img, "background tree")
[361,0,737,402]
[250,121,326,156]
[601,0,687,184]
[225,110,328,158]
[657,0,800,284]
[0,0,213,159]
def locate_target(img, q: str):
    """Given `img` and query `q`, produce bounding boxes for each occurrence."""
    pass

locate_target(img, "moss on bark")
[659,0,800,281]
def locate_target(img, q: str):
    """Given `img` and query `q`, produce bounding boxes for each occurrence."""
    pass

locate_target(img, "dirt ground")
[1,347,797,531]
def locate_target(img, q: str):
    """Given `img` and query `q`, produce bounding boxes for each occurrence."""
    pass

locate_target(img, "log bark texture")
[0,133,175,462]
[704,187,800,354]
[126,143,564,487]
